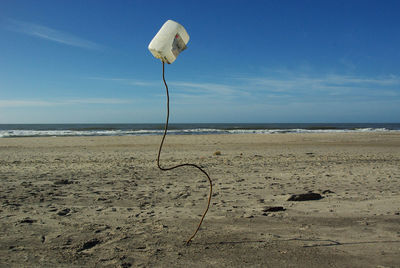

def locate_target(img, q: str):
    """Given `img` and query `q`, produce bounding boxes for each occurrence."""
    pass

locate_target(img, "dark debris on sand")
[287,192,323,201]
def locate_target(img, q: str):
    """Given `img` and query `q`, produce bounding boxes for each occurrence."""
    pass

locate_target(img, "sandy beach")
[1,132,399,267]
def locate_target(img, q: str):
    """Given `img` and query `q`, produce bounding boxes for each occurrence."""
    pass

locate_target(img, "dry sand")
[1,132,400,267]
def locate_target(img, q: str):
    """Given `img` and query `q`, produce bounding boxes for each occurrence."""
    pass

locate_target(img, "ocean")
[0,123,399,138]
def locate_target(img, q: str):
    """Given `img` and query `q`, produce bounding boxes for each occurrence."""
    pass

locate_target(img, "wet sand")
[1,132,400,267]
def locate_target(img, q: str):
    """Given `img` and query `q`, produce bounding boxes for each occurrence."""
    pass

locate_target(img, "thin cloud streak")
[0,100,56,107]
[237,74,400,99]
[240,74,400,90]
[88,77,244,96]
[0,98,131,107]
[169,81,238,95]
[4,18,103,50]
[86,73,400,105]
[88,77,158,87]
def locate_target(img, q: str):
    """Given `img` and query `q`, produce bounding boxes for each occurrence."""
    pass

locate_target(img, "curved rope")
[157,61,213,245]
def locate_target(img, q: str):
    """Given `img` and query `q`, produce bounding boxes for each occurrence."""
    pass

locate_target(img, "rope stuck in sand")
[157,61,213,245]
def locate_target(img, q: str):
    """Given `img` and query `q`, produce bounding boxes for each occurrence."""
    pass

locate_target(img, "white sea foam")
[0,127,396,138]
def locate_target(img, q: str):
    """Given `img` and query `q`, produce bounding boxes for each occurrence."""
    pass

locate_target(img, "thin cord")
[157,61,213,245]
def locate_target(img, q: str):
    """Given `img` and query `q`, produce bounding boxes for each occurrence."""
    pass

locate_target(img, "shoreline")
[1,122,399,138]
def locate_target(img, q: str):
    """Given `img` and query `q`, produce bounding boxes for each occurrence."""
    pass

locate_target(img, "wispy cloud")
[86,72,400,105]
[88,77,157,87]
[238,74,400,89]
[65,98,132,104]
[4,18,103,50]
[169,81,239,95]
[88,76,245,97]
[236,73,400,102]
[0,98,131,107]
[0,100,56,107]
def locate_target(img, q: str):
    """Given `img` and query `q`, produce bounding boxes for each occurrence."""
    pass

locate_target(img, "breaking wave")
[0,126,396,138]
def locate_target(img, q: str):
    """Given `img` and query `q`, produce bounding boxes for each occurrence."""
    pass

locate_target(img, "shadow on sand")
[194,237,400,248]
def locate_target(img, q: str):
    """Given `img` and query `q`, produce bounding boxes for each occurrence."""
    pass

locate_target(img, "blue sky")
[1,0,399,123]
